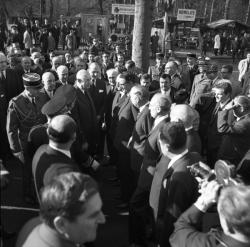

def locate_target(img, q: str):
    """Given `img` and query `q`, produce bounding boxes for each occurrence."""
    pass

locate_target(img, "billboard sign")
[112,4,135,15]
[177,9,196,22]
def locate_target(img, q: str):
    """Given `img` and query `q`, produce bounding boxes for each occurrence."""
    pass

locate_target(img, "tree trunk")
[203,0,208,20]
[132,0,154,73]
[245,0,250,24]
[209,0,215,22]
[99,0,104,15]
[224,0,231,19]
[49,0,54,22]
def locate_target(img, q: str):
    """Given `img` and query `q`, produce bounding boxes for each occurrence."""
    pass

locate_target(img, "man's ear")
[54,216,69,237]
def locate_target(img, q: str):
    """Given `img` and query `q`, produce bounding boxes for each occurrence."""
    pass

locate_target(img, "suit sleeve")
[6,101,21,153]
[158,172,199,246]
[170,205,216,247]
[217,110,246,135]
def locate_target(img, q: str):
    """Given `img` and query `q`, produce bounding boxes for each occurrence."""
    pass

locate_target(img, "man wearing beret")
[6,73,48,203]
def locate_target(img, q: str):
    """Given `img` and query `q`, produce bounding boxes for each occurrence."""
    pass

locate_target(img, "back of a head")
[234,95,250,111]
[151,93,171,114]
[130,84,150,104]
[218,185,250,239]
[40,172,98,228]
[170,104,198,129]
[57,65,68,74]
[159,121,187,151]
[47,114,76,144]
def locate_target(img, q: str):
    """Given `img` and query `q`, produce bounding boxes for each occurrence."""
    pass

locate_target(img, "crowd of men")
[1,17,250,247]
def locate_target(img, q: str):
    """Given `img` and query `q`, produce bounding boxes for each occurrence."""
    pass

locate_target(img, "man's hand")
[91,160,100,171]
[147,166,155,176]
[195,180,221,212]
[13,151,25,164]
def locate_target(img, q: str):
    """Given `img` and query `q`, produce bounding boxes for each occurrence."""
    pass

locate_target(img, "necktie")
[31,98,36,106]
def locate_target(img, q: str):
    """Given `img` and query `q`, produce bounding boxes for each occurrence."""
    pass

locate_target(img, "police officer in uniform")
[6,73,48,203]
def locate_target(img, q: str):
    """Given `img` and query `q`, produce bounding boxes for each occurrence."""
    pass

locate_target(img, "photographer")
[217,95,250,165]
[170,181,250,247]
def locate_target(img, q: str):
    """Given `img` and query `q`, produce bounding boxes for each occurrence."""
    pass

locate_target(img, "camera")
[189,160,239,186]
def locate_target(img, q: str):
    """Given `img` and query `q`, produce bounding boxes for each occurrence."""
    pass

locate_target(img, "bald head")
[149,93,171,118]
[21,56,32,71]
[88,62,101,80]
[42,72,55,92]
[52,56,62,70]
[48,115,76,145]
[57,65,68,84]
[165,61,178,76]
[76,69,91,91]
[170,104,199,130]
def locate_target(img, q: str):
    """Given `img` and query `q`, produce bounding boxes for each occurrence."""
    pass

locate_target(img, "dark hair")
[159,121,187,150]
[213,80,232,95]
[140,73,151,81]
[221,64,233,74]
[160,73,171,81]
[40,172,99,228]
[125,60,135,69]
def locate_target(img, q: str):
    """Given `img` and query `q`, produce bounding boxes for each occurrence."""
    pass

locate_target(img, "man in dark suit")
[73,69,98,157]
[32,115,80,200]
[68,57,87,85]
[105,69,118,166]
[88,62,107,160]
[194,81,234,167]
[101,51,114,81]
[129,93,171,247]
[165,61,185,90]
[129,87,153,183]
[217,95,250,165]
[113,85,143,205]
[0,53,23,162]
[170,182,250,247]
[156,121,200,247]
[181,53,199,91]
[159,73,189,104]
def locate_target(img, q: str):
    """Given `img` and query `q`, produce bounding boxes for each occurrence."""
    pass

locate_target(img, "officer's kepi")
[23,73,43,88]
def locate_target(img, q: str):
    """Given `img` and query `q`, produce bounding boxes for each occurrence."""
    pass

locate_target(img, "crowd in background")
[0,17,250,247]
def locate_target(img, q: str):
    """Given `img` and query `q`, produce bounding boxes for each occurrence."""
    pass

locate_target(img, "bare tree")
[99,0,104,15]
[49,0,54,22]
[210,0,216,22]
[245,0,250,24]
[224,0,231,19]
[132,0,154,73]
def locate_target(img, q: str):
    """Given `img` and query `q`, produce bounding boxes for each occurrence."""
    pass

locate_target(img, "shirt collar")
[220,98,231,109]
[139,102,149,112]
[153,114,169,130]
[49,143,71,158]
[167,149,188,170]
